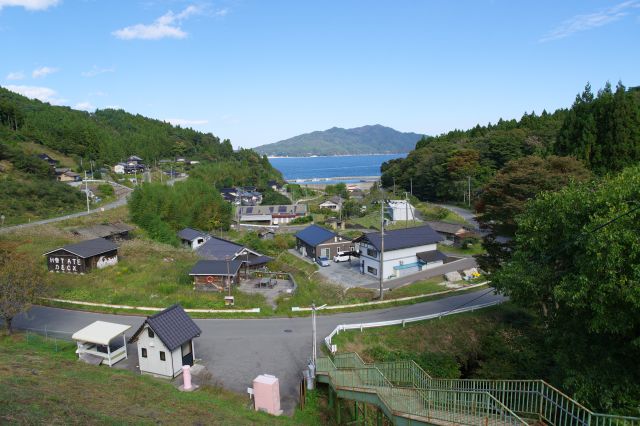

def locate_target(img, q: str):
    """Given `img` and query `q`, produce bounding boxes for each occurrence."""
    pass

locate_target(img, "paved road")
[13,289,504,413]
[433,203,480,230]
[0,193,130,235]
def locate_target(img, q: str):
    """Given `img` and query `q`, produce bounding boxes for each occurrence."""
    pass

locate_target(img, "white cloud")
[0,0,59,11]
[6,71,24,80]
[112,5,201,40]
[74,101,95,112]
[32,66,58,78]
[540,0,640,42]
[81,66,115,77]
[166,118,208,127]
[5,84,64,104]
[215,8,229,17]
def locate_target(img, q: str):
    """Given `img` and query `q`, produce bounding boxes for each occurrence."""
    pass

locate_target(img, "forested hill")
[381,82,640,202]
[0,86,275,174]
[254,124,423,156]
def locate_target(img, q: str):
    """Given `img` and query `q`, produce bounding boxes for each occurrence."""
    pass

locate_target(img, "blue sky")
[1,1,638,148]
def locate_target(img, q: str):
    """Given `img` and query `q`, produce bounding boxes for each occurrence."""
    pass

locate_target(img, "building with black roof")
[353,225,447,281]
[295,224,353,261]
[238,204,307,225]
[177,227,211,249]
[129,304,201,378]
[189,259,243,291]
[43,237,118,273]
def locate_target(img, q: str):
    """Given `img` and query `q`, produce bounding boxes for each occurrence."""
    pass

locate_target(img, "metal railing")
[318,354,640,426]
[318,355,527,425]
[324,299,504,352]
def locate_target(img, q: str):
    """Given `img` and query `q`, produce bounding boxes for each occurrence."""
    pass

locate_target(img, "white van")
[333,251,351,262]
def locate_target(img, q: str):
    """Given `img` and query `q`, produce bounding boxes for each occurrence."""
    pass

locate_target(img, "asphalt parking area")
[315,257,378,288]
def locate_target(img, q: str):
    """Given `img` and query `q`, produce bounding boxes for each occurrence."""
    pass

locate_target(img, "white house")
[113,163,126,174]
[129,304,202,378]
[319,196,344,212]
[177,228,211,249]
[354,225,447,281]
[386,200,416,222]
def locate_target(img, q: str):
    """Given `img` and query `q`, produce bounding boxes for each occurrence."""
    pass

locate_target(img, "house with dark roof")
[177,227,211,249]
[37,153,57,168]
[425,221,478,246]
[72,223,135,242]
[43,238,118,273]
[295,224,353,261]
[188,259,244,291]
[129,304,201,378]
[238,204,307,225]
[195,236,273,272]
[353,225,446,280]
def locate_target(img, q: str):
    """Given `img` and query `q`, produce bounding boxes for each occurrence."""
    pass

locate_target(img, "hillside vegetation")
[255,124,423,156]
[0,86,282,225]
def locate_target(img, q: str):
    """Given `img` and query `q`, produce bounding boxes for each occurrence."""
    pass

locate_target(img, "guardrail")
[324,299,503,352]
[292,282,490,312]
[42,297,261,313]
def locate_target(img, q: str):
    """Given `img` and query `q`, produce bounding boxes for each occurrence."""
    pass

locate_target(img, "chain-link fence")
[22,326,75,353]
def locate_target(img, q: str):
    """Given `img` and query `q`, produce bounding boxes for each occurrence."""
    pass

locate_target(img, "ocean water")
[268,154,406,184]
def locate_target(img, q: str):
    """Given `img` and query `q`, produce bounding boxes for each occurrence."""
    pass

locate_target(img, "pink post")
[182,365,192,390]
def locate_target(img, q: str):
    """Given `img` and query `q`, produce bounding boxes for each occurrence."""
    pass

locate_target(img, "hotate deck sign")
[48,255,85,273]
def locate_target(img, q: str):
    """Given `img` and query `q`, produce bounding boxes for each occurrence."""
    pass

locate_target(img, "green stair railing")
[318,355,528,426]
[318,353,640,426]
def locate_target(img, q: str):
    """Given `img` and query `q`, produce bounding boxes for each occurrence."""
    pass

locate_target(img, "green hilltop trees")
[492,165,640,414]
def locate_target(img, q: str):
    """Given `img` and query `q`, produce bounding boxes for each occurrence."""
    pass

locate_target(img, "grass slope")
[0,334,324,425]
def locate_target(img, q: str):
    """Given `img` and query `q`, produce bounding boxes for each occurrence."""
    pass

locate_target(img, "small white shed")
[129,304,202,378]
[72,321,131,367]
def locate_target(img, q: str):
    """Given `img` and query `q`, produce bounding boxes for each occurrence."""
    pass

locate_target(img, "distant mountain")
[254,125,424,157]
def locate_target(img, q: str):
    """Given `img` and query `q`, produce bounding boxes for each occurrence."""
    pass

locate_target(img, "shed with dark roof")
[129,304,201,377]
[189,259,243,291]
[43,238,118,273]
[295,224,353,260]
[177,227,211,249]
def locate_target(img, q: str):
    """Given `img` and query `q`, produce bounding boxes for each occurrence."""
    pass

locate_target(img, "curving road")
[13,289,504,414]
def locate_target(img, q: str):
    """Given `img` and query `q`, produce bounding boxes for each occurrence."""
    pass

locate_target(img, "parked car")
[316,256,330,267]
[333,251,351,262]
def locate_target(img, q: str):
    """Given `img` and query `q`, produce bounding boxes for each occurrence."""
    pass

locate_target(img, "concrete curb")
[291,282,489,311]
[42,297,261,313]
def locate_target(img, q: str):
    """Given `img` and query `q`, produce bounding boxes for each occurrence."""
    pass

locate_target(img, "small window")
[367,248,378,258]
[160,351,166,361]
[148,328,154,338]
[367,266,378,275]
[141,348,147,358]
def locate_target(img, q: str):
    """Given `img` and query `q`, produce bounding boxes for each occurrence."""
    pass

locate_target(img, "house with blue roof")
[295,224,353,261]
[353,225,447,281]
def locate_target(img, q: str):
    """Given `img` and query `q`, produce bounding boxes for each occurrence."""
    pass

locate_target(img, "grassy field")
[0,333,326,425]
[331,303,549,380]
[438,243,486,256]
[384,277,447,299]
[415,202,469,225]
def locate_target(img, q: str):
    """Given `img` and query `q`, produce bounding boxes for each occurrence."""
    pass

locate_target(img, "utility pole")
[468,176,471,207]
[226,256,232,297]
[84,171,90,213]
[311,302,317,367]
[393,177,396,196]
[379,194,385,300]
[410,178,413,197]
[405,192,408,229]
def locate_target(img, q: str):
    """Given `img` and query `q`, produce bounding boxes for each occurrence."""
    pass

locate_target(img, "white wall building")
[354,225,447,281]
[386,200,416,222]
[129,304,202,378]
